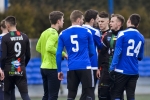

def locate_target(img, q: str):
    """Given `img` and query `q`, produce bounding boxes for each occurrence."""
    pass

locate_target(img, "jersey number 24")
[127,39,142,57]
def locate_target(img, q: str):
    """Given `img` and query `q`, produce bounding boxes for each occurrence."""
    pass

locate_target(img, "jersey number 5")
[127,39,142,57]
[14,42,21,57]
[70,35,79,52]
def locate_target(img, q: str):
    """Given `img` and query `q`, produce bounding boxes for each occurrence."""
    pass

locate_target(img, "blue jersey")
[110,28,145,75]
[56,25,95,72]
[82,25,102,70]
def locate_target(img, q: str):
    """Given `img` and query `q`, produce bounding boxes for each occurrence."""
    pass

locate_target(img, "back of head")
[129,13,141,27]
[5,16,16,27]
[0,20,6,29]
[111,14,125,26]
[49,11,64,25]
[99,11,109,19]
[84,9,99,22]
[70,10,83,23]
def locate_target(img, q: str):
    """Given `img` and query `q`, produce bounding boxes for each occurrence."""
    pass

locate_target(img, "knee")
[86,96,92,100]
[68,90,77,99]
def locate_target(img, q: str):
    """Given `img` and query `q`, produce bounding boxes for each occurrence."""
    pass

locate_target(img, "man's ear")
[90,18,94,23]
[57,20,60,24]
[76,18,80,23]
[136,24,139,28]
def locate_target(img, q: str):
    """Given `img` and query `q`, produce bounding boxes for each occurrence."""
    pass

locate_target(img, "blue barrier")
[26,57,150,84]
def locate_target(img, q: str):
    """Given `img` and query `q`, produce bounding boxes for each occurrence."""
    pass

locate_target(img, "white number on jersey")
[70,35,79,52]
[14,42,21,57]
[126,39,142,57]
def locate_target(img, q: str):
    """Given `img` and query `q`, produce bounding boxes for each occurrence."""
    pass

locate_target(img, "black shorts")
[67,69,94,90]
[111,72,139,100]
[4,67,28,93]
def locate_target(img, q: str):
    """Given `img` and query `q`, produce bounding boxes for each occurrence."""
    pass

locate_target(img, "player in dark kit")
[0,20,16,100]
[97,14,125,100]
[1,16,31,100]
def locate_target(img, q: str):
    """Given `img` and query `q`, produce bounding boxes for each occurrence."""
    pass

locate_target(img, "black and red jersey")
[1,31,30,72]
[98,29,123,70]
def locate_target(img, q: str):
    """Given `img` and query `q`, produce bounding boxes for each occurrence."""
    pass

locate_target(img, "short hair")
[0,20,6,28]
[99,11,109,18]
[129,13,141,27]
[49,11,64,24]
[111,14,125,25]
[5,16,16,26]
[70,10,83,22]
[84,9,99,22]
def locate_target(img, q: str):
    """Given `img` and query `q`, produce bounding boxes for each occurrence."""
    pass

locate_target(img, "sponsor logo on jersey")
[9,58,23,76]
[10,35,23,41]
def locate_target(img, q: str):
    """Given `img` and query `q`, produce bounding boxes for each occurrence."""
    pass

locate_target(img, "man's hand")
[63,54,68,60]
[58,72,63,80]
[109,70,115,81]
[0,68,4,80]
[96,69,100,79]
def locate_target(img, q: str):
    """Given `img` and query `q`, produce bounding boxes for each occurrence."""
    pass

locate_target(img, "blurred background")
[0,0,150,100]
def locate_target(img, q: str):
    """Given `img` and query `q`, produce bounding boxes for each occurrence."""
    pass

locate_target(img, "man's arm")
[109,32,124,71]
[88,29,95,57]
[94,30,103,49]
[36,34,42,53]
[56,35,64,73]
[46,32,58,55]
[138,39,145,61]
[25,37,31,66]
[1,37,7,69]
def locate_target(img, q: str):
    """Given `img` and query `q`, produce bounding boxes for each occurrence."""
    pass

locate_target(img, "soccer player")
[98,14,125,100]
[0,20,16,100]
[36,11,67,100]
[110,14,144,100]
[1,16,31,100]
[81,9,103,100]
[56,10,95,100]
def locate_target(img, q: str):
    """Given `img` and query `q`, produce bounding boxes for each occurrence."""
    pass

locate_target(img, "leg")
[80,88,86,100]
[4,71,15,100]
[47,69,60,100]
[10,88,16,100]
[20,93,30,100]
[126,75,139,100]
[98,69,111,100]
[80,69,95,100]
[0,81,4,100]
[15,69,30,100]
[67,70,80,100]
[110,72,128,100]
[4,91,11,100]
[80,69,97,100]
[41,69,48,100]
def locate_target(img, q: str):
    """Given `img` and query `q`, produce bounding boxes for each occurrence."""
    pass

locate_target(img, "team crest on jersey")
[9,58,23,76]
[113,36,117,40]
[107,37,111,41]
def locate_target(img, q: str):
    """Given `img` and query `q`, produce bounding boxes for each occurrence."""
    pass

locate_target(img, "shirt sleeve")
[1,37,7,68]
[109,31,124,71]
[87,29,95,57]
[46,32,58,55]
[56,35,64,72]
[25,37,31,66]
[94,30,103,49]
[36,34,42,53]
[138,39,145,61]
